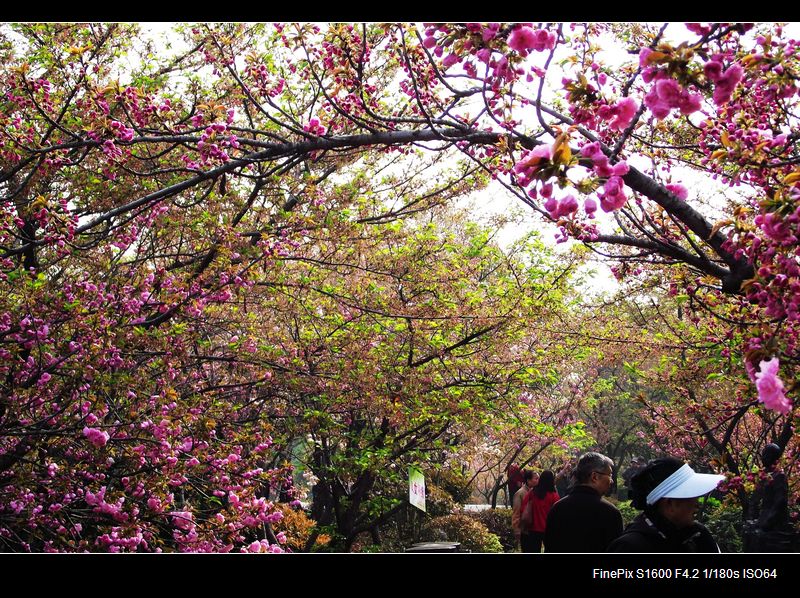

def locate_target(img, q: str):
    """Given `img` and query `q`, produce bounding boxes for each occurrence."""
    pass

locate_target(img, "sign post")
[409,467,426,512]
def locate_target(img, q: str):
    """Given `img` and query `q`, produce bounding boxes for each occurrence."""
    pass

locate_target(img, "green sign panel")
[409,467,426,512]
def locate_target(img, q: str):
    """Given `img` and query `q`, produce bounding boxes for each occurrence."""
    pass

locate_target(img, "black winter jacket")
[607,511,720,552]
[544,485,623,552]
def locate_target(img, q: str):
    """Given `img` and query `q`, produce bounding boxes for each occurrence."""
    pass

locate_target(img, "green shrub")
[610,498,638,528]
[370,522,410,553]
[421,513,503,552]
[697,497,743,553]
[466,508,516,552]
[349,531,381,553]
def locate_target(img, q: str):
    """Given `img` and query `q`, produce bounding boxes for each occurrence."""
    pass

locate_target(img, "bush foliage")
[421,513,503,553]
[465,508,516,552]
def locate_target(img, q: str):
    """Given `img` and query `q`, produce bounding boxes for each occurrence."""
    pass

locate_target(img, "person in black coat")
[544,452,623,552]
[607,457,724,552]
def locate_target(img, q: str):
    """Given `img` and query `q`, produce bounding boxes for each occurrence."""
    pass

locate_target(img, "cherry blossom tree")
[0,23,587,551]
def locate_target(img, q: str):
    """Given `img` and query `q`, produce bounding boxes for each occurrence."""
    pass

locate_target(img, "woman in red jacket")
[520,470,559,553]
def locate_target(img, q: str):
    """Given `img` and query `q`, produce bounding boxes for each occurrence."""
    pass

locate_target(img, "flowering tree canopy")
[0,22,798,550]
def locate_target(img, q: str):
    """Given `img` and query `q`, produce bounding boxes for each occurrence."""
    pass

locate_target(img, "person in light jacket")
[511,470,538,549]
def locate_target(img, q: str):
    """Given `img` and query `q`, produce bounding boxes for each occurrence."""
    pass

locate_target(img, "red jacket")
[521,489,560,533]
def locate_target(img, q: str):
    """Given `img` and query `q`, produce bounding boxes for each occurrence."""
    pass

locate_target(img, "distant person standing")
[622,457,645,488]
[520,470,559,553]
[555,462,572,497]
[506,464,524,507]
[544,452,623,552]
[512,470,539,550]
[620,456,646,500]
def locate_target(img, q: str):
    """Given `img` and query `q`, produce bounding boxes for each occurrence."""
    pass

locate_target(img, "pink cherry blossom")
[666,183,688,200]
[303,117,326,136]
[756,212,794,243]
[686,23,711,35]
[676,90,702,115]
[590,156,611,177]
[612,161,630,176]
[508,27,555,54]
[644,76,703,119]
[712,64,744,105]
[655,79,682,106]
[608,97,638,131]
[755,358,792,414]
[508,27,537,52]
[579,141,604,161]
[559,194,579,216]
[83,427,110,448]
[171,511,195,531]
[599,176,628,212]
[512,144,553,186]
[704,60,723,82]
[481,23,500,42]
[442,53,459,69]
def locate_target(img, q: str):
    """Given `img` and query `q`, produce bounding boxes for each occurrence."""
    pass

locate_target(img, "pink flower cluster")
[685,23,712,36]
[171,510,202,549]
[95,528,146,552]
[704,61,744,105]
[196,123,237,164]
[643,76,702,119]
[480,23,500,42]
[755,358,792,414]
[583,197,598,217]
[171,510,195,531]
[580,142,631,212]
[471,51,519,83]
[85,487,129,522]
[544,194,578,219]
[512,144,552,187]
[83,426,110,448]
[579,142,619,177]
[241,539,284,553]
[101,139,122,159]
[755,211,797,244]
[665,183,689,200]
[598,97,638,132]
[109,120,135,142]
[304,117,327,136]
[441,53,459,69]
[599,176,628,212]
[508,26,556,54]
[248,63,286,97]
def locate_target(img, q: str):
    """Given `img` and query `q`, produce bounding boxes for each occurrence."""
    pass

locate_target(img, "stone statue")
[743,443,796,552]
